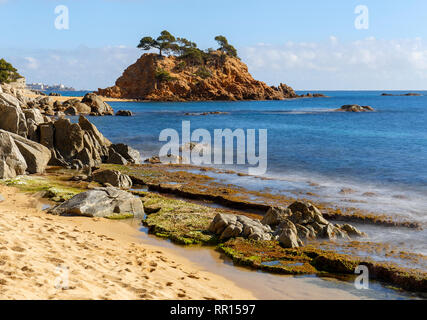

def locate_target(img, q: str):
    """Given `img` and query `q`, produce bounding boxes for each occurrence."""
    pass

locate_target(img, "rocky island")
[96,31,325,101]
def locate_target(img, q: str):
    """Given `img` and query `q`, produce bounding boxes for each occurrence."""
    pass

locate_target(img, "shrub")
[195,66,212,79]
[155,68,176,82]
[0,59,22,84]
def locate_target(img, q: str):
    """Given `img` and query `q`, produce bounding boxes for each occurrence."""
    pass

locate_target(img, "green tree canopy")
[137,30,177,56]
[0,59,22,84]
[215,35,238,57]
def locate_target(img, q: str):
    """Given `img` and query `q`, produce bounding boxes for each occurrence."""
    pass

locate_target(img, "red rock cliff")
[96,52,297,101]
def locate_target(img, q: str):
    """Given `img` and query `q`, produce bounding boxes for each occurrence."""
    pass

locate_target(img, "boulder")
[106,148,128,165]
[48,187,144,218]
[261,206,292,227]
[53,118,84,159]
[278,228,300,249]
[336,105,374,112]
[23,109,44,125]
[8,131,51,174]
[116,110,133,116]
[64,106,78,116]
[340,224,366,237]
[0,130,27,179]
[63,99,91,115]
[81,93,114,116]
[78,116,111,149]
[0,92,27,137]
[110,143,141,164]
[271,201,366,248]
[92,169,132,189]
[208,213,272,241]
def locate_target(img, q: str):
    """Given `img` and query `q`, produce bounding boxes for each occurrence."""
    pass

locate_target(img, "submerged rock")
[116,110,133,116]
[336,105,375,112]
[48,187,144,218]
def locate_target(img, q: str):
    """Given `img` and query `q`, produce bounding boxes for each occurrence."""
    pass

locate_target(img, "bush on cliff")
[0,59,22,84]
[155,68,176,82]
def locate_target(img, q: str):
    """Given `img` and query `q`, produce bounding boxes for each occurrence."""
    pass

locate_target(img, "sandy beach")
[0,184,254,300]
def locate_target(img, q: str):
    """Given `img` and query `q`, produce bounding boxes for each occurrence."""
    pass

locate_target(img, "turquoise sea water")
[76,91,427,253]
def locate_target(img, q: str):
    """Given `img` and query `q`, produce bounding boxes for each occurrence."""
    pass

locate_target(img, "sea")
[64,90,427,255]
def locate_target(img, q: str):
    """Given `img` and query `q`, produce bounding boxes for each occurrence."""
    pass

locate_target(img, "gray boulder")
[0,130,27,179]
[208,213,272,241]
[0,92,27,137]
[107,148,128,165]
[7,131,51,174]
[110,143,141,164]
[92,169,132,189]
[48,187,144,218]
[261,206,292,227]
[81,93,114,116]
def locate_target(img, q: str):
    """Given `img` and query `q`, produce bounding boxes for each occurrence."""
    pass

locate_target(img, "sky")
[1,0,427,90]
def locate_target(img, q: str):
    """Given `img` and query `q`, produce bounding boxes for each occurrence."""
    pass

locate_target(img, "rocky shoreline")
[1,79,426,297]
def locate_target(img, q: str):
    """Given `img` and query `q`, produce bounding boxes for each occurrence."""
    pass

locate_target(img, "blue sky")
[1,0,427,90]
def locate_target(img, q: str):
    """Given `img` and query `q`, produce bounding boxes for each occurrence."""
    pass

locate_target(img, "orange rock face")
[96,52,297,101]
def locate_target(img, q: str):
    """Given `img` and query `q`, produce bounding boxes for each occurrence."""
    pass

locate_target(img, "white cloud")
[3,46,141,90]
[3,38,427,90]
[241,37,427,90]
[24,57,39,70]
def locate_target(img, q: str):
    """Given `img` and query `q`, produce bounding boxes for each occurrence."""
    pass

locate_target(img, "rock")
[0,92,27,137]
[321,224,337,240]
[336,105,375,112]
[340,224,366,237]
[78,116,112,149]
[64,106,78,115]
[39,123,54,149]
[208,213,272,241]
[54,118,84,159]
[71,159,84,170]
[23,109,44,125]
[145,154,184,164]
[110,144,141,164]
[48,187,144,218]
[0,194,5,202]
[0,130,27,179]
[62,99,92,115]
[261,206,292,227]
[278,228,300,249]
[106,148,128,165]
[116,110,133,116]
[144,204,162,215]
[92,169,132,190]
[81,93,114,116]
[96,52,298,101]
[295,224,313,239]
[8,131,51,174]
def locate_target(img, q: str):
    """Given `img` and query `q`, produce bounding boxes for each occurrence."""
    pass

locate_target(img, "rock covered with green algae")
[219,238,427,292]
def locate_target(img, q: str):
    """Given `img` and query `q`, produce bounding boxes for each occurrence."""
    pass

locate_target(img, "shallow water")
[122,219,419,300]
